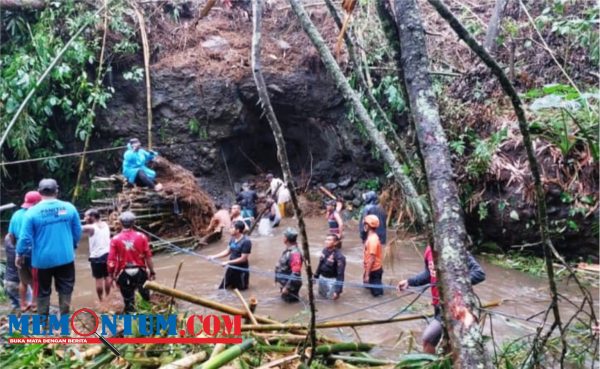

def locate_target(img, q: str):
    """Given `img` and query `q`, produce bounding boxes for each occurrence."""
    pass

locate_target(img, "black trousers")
[117,268,150,313]
[37,262,75,298]
[367,268,384,297]
[135,170,155,188]
[219,265,249,291]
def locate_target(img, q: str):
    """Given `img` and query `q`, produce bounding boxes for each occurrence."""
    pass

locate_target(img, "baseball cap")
[129,138,140,145]
[38,178,58,194]
[22,191,42,208]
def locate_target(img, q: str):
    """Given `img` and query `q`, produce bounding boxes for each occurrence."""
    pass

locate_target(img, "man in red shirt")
[108,211,156,313]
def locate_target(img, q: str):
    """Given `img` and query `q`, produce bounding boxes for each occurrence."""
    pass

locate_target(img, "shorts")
[18,258,34,285]
[422,317,443,346]
[89,253,109,279]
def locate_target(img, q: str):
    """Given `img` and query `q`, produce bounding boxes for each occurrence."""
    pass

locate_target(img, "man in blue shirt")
[16,179,82,318]
[122,138,163,191]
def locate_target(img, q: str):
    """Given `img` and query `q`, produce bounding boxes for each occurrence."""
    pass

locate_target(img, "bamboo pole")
[328,355,396,366]
[314,342,373,354]
[255,354,300,369]
[132,3,153,149]
[159,351,207,369]
[72,0,110,202]
[200,339,255,369]
[242,300,502,331]
[234,289,258,325]
[143,281,278,324]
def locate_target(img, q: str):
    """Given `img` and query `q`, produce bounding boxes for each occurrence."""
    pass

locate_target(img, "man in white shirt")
[266,173,292,217]
[83,209,112,301]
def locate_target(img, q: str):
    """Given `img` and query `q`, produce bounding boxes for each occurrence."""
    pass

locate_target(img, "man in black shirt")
[209,221,252,290]
[314,234,346,300]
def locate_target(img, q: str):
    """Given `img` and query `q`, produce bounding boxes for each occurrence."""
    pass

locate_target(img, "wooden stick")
[319,186,336,200]
[255,354,300,369]
[241,300,502,331]
[143,281,278,324]
[234,289,258,325]
[132,3,153,149]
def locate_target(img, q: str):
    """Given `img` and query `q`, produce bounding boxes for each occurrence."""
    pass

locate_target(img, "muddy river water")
[62,217,597,358]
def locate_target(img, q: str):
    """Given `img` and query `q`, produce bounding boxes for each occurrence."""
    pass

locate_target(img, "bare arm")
[82,225,95,236]
[364,254,375,282]
[334,212,344,238]
[210,248,231,259]
[145,255,156,280]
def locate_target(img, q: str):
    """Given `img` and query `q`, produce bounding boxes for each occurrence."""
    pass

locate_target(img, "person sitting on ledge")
[122,138,163,191]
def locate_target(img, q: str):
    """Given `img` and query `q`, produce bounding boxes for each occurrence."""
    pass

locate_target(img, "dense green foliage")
[0,1,137,189]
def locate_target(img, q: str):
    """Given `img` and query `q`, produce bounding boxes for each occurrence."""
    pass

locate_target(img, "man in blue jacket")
[16,179,82,318]
[122,138,162,191]
[359,191,387,245]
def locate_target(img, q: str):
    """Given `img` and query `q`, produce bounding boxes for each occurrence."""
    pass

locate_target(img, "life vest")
[275,246,302,285]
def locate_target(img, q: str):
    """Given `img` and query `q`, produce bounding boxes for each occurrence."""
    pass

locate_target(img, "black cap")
[38,178,58,194]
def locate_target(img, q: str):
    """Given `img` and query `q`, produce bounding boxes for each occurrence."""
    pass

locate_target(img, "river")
[40,217,599,358]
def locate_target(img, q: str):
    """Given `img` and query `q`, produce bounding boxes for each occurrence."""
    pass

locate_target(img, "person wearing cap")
[209,220,252,290]
[325,200,344,239]
[122,138,163,191]
[16,179,82,317]
[266,173,292,217]
[7,191,42,311]
[236,182,258,226]
[314,234,346,300]
[108,211,155,313]
[275,228,303,302]
[359,191,387,246]
[363,214,384,297]
[83,209,112,302]
[397,242,485,354]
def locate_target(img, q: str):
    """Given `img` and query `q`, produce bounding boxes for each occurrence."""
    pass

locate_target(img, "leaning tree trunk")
[392,0,490,367]
[251,0,317,364]
[484,0,508,53]
[286,0,429,228]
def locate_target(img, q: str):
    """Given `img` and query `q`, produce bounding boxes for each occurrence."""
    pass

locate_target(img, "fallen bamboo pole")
[255,354,300,369]
[159,351,207,369]
[242,300,502,331]
[234,289,258,325]
[201,339,255,369]
[144,281,278,324]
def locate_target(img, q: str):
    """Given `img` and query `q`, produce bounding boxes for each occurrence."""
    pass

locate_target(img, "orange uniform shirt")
[363,233,382,272]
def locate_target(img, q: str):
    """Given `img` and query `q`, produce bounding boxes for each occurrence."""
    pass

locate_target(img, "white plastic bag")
[258,218,273,236]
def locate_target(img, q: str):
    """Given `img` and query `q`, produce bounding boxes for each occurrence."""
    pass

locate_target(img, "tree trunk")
[392,1,490,368]
[484,0,508,53]
[287,0,430,228]
[0,0,46,10]
[251,0,317,364]
[323,0,413,172]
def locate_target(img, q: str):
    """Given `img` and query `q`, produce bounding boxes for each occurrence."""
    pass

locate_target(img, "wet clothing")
[16,199,82,269]
[326,210,341,236]
[407,245,486,307]
[108,230,152,276]
[268,203,281,227]
[90,254,109,279]
[407,245,486,345]
[4,236,19,284]
[219,236,252,290]
[364,232,384,297]
[270,178,292,216]
[236,190,258,217]
[8,209,28,254]
[275,244,303,302]
[89,222,111,258]
[315,247,346,296]
[109,229,153,312]
[37,261,75,315]
[117,268,150,313]
[122,144,158,185]
[359,200,387,244]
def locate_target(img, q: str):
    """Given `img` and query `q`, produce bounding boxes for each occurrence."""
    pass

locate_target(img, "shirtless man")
[205,203,232,234]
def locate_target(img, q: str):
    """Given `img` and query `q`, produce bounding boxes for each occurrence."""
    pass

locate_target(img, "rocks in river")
[324,182,337,191]
[338,176,352,188]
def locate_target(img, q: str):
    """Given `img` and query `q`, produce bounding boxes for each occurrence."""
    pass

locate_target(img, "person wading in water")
[209,220,252,290]
[314,234,346,300]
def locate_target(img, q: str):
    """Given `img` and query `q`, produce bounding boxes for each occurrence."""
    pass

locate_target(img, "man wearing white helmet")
[108,211,156,313]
